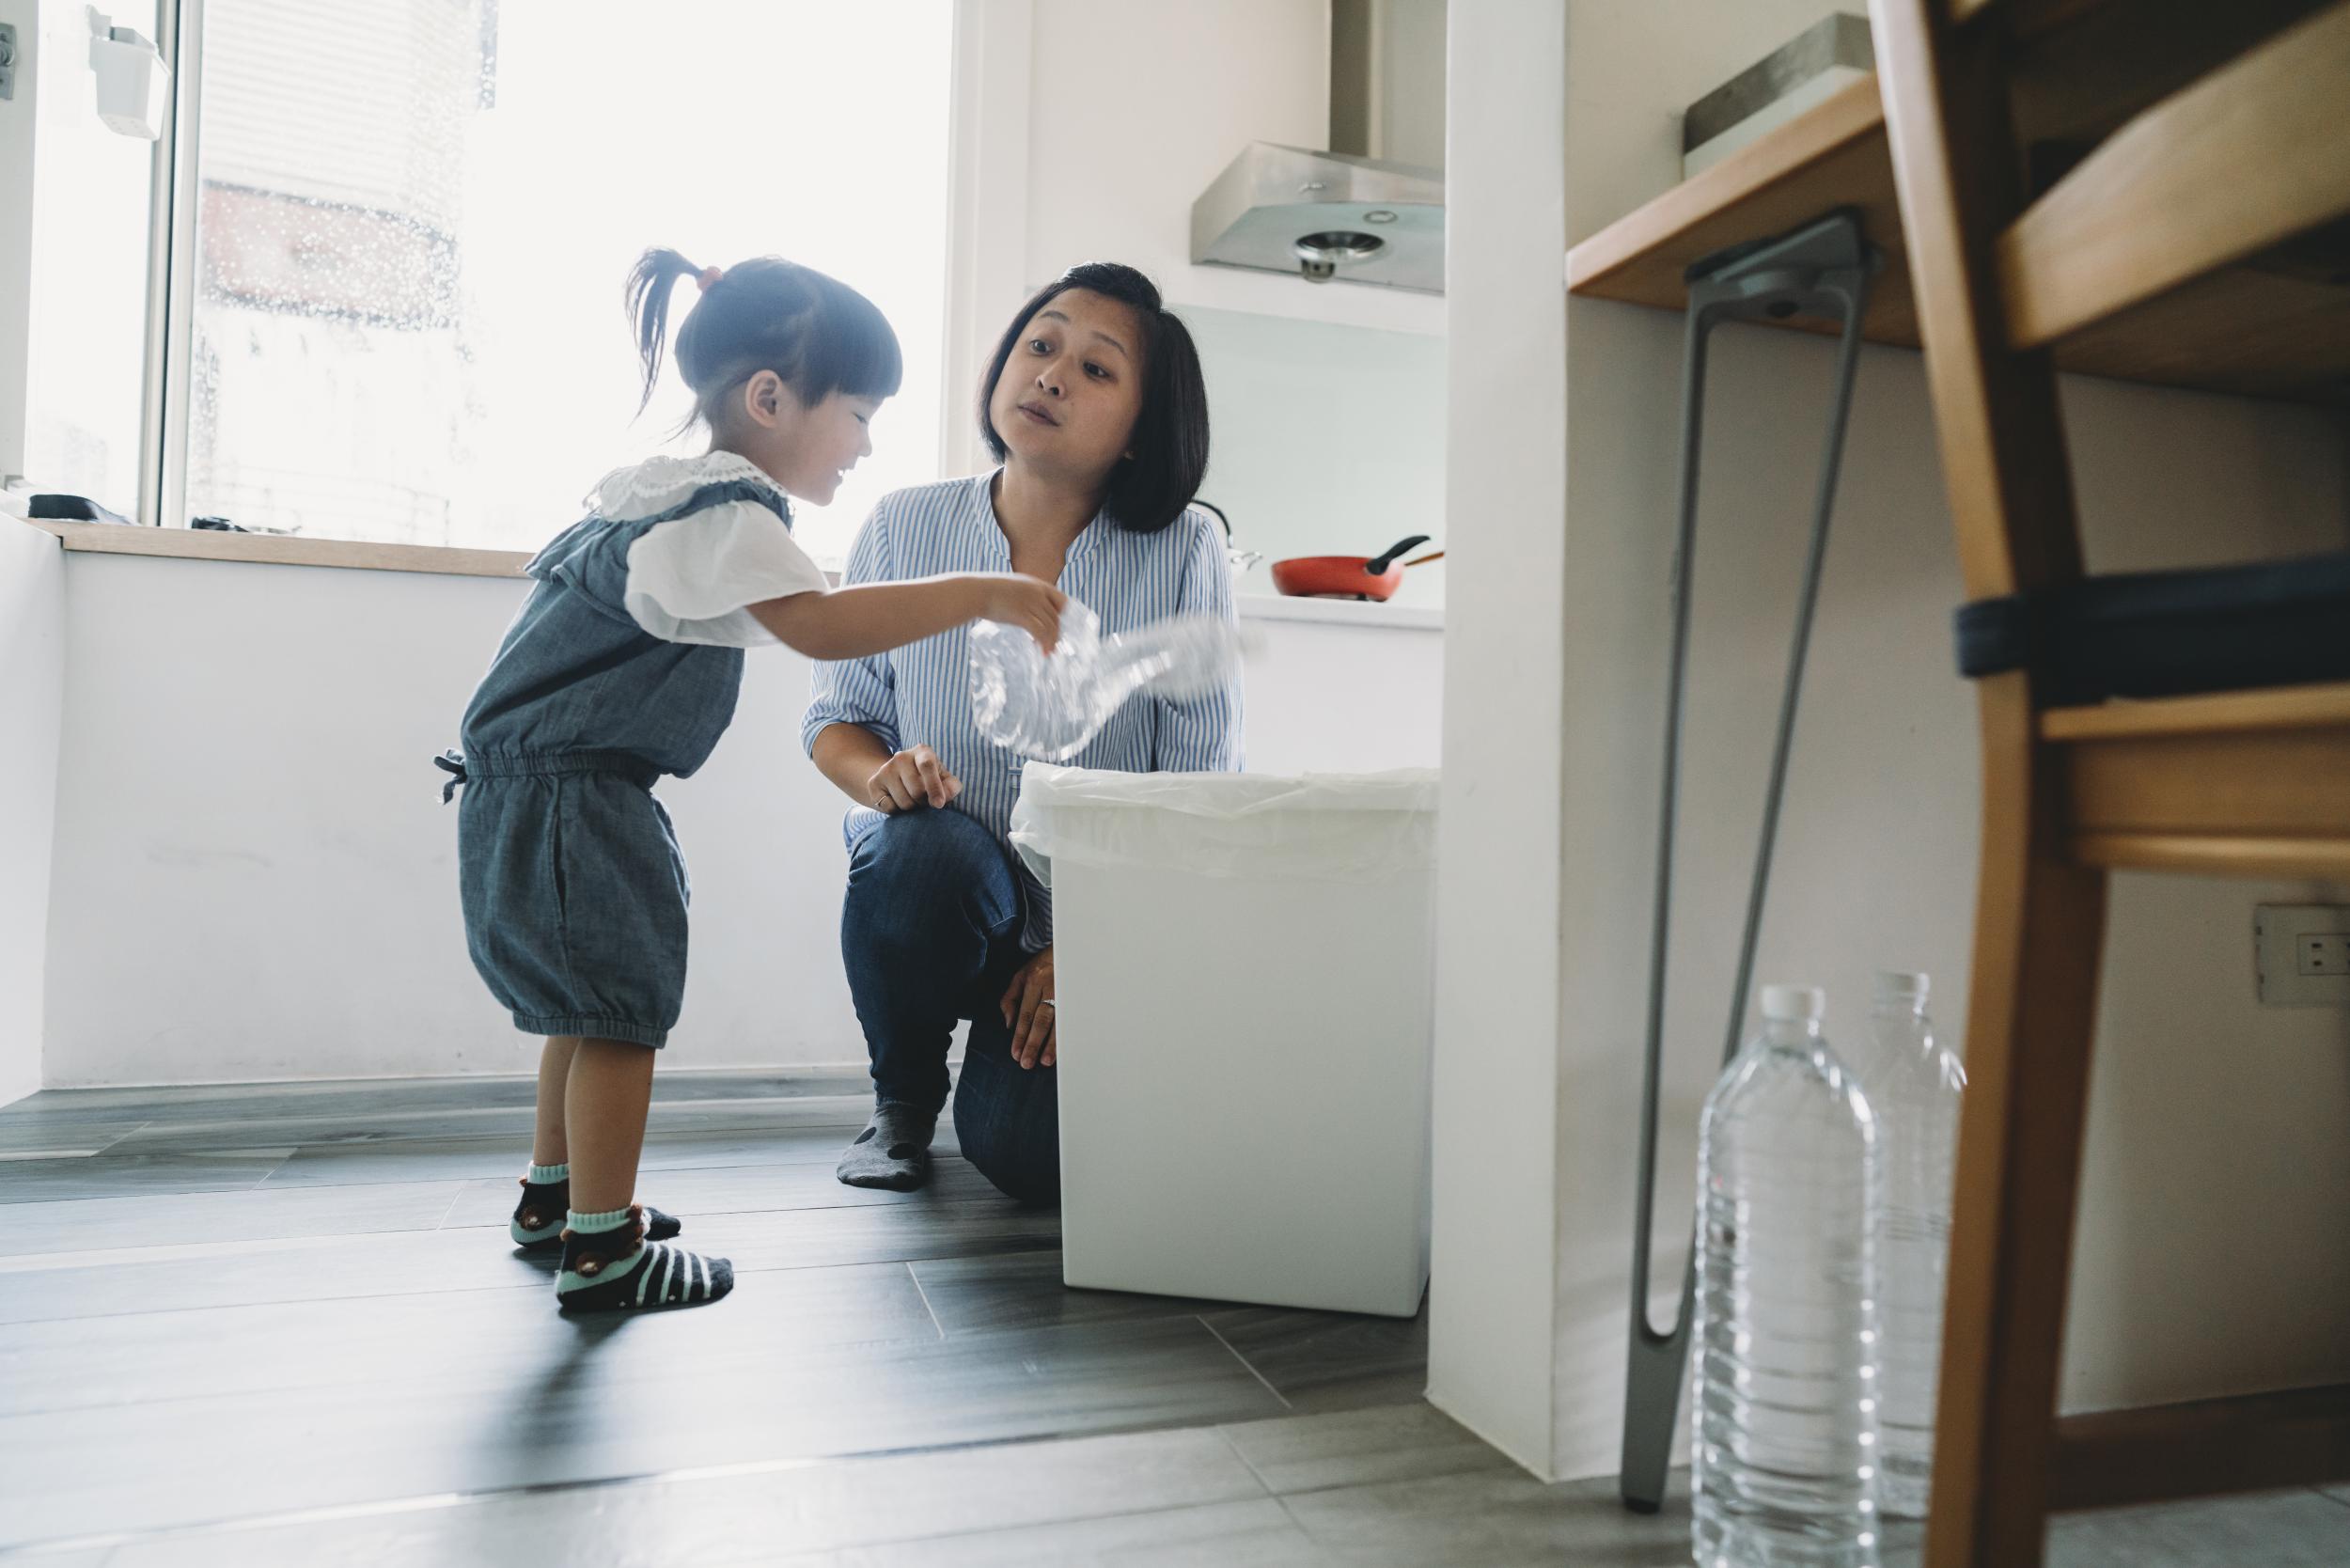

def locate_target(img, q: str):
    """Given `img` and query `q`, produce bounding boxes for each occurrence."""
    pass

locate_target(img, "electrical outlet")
[2255,905,2350,1006]
[2298,933,2350,976]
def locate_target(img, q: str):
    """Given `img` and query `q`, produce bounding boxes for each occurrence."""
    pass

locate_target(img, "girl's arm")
[752,572,1063,662]
[800,505,965,812]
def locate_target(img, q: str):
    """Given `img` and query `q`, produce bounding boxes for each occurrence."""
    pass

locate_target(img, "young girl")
[440,250,1064,1312]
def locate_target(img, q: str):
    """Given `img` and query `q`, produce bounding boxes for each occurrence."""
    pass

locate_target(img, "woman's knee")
[846,809,1019,936]
[953,1068,1060,1206]
[963,1131,1060,1206]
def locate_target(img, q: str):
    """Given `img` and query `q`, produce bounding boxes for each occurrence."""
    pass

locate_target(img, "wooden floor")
[1,1074,2343,1566]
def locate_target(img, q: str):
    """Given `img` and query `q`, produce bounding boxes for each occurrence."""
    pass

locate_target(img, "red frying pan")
[1270,535,1443,602]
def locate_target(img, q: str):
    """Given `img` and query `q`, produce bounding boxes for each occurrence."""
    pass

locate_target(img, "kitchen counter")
[23,519,1449,632]
[1235,592,1443,631]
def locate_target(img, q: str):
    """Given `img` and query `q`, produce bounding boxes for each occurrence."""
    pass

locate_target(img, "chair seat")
[1956,549,2350,705]
[2043,680,2350,877]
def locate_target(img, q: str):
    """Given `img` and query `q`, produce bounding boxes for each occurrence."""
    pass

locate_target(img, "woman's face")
[987,289,1148,484]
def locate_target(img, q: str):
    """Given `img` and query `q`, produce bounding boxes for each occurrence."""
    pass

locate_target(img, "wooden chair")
[1869,0,2350,1562]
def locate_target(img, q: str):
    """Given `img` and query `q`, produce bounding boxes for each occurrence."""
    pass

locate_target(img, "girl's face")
[987,289,1148,486]
[729,372,881,507]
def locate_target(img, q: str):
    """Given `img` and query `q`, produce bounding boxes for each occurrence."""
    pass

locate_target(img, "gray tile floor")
[0,1074,2342,1565]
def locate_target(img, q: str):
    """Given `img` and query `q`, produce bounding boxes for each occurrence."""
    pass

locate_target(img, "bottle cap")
[1874,970,1930,1003]
[1759,983,1825,1023]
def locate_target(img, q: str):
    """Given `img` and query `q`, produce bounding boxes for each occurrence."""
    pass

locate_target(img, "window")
[176,0,954,564]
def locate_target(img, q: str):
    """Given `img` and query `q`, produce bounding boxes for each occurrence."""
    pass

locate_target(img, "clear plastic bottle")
[1852,971,1965,1520]
[968,598,1245,761]
[1694,983,1882,1568]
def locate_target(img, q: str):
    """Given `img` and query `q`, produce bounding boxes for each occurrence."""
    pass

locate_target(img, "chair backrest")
[1871,0,2350,613]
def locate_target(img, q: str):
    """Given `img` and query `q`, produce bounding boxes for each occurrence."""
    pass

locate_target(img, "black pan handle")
[1364,535,1432,574]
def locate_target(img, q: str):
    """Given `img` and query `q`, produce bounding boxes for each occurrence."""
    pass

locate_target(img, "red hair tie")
[695,265,723,294]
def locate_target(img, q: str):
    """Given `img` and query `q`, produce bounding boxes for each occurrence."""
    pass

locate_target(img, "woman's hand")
[1000,946,1057,1070]
[973,573,1068,653]
[866,744,963,813]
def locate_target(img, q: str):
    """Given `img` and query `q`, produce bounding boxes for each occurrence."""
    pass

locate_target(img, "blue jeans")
[841,808,1059,1205]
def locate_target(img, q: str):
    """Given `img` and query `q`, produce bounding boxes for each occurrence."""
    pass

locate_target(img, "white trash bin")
[1010,765,1440,1318]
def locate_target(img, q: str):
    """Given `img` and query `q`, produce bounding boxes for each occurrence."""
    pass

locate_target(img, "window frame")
[138,0,199,535]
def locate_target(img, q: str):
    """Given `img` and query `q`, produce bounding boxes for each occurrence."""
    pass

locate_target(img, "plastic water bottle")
[1694,983,1882,1568]
[969,597,1245,761]
[1853,971,1964,1520]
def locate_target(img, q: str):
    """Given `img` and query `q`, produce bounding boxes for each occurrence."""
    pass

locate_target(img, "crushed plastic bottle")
[968,597,1246,761]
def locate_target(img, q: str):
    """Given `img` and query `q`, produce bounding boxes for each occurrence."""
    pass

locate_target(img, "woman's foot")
[512,1167,679,1250]
[554,1207,732,1312]
[835,1102,937,1191]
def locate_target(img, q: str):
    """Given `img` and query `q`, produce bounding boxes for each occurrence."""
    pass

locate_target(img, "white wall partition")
[38,553,1438,1087]
[0,520,65,1105]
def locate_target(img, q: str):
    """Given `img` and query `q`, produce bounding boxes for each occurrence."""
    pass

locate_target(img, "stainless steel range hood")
[1191,145,1443,293]
[1189,0,1446,294]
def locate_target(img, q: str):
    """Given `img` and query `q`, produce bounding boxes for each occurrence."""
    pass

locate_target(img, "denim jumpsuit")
[439,476,791,1049]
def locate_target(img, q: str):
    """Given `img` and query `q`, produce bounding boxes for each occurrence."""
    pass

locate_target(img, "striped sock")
[513,1168,680,1251]
[554,1205,732,1313]
[510,1165,571,1247]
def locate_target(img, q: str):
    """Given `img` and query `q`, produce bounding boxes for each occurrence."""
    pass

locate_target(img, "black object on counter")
[28,494,133,525]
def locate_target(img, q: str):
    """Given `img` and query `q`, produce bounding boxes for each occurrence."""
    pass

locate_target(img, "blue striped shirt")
[802,473,1245,949]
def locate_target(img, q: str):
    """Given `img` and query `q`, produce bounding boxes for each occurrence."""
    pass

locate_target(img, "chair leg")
[1927,683,2109,1568]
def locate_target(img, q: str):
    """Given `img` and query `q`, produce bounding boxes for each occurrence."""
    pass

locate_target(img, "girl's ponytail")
[621,248,901,431]
[625,248,703,415]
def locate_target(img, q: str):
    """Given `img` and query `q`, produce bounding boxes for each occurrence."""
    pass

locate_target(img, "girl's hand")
[1000,946,1057,1070]
[867,744,962,812]
[974,573,1068,653]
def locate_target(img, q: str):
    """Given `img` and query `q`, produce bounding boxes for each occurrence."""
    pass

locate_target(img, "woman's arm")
[810,725,963,813]
[799,506,979,813]
[1152,511,1245,772]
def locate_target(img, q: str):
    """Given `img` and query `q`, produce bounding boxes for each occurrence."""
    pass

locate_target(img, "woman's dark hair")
[625,249,902,428]
[978,262,1209,534]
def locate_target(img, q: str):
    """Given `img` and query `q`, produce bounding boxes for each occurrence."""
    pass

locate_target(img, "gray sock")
[836,1102,937,1191]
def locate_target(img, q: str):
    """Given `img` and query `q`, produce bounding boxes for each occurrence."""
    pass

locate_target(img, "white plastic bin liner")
[1018,764,1439,1318]
[1010,764,1440,885]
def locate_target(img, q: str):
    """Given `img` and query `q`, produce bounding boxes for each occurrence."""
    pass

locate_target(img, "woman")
[802,262,1243,1203]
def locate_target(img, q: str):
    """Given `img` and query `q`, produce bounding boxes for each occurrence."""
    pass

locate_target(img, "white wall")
[1188,306,1448,607]
[946,0,1343,482]
[38,555,1439,1087]
[1535,0,2350,1478]
[943,0,1451,591]
[1426,0,1569,1477]
[1011,0,1446,343]
[0,522,64,1105]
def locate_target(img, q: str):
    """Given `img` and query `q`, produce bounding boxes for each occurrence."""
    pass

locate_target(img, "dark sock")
[836,1102,937,1191]
[512,1168,678,1250]
[554,1206,732,1312]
